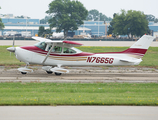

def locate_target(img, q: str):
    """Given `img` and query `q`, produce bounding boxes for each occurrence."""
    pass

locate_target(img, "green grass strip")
[0,83,158,106]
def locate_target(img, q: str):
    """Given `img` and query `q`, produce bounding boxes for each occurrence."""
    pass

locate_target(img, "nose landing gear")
[18,63,33,75]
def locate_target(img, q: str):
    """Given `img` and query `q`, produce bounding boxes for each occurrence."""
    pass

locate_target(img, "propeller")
[7,35,16,52]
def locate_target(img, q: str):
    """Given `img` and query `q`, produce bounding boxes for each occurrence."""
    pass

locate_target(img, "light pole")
[98,14,100,37]
[26,18,27,37]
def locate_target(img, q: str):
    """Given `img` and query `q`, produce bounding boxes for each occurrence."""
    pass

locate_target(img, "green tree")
[154,18,158,23]
[146,14,155,21]
[46,0,88,38]
[40,16,52,24]
[107,13,117,37]
[86,9,112,21]
[86,9,99,21]
[109,10,149,39]
[38,26,45,37]
[38,26,52,37]
[0,7,4,30]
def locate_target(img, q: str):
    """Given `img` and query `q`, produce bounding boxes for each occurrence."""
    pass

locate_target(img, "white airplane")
[7,35,155,76]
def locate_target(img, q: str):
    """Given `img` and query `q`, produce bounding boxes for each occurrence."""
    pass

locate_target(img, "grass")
[1,46,158,106]
[0,83,158,106]
[0,46,24,66]
[0,46,158,67]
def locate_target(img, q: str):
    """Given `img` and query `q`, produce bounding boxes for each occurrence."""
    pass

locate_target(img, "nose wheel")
[18,63,33,75]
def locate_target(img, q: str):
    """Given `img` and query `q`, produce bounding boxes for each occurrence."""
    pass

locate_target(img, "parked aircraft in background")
[7,35,155,75]
[52,32,64,38]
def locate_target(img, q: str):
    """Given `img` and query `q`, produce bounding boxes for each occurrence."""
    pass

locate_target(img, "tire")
[21,72,27,74]
[46,71,53,74]
[55,72,62,76]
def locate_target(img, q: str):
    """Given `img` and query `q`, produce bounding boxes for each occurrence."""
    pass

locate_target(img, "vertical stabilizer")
[122,35,155,58]
[130,35,155,49]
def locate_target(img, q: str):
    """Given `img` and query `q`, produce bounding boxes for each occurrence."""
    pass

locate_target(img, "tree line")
[0,7,4,30]
[39,0,157,39]
[1,1,158,39]
[108,10,150,39]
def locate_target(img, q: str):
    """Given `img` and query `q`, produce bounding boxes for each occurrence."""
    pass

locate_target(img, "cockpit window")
[63,47,76,54]
[35,42,46,50]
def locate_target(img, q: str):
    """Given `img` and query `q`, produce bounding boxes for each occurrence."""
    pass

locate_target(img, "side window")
[52,46,62,53]
[63,48,76,54]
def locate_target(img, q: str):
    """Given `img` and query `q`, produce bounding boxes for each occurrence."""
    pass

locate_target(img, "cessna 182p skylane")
[7,35,155,76]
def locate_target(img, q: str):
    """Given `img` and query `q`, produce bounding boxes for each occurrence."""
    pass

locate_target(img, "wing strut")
[42,44,55,65]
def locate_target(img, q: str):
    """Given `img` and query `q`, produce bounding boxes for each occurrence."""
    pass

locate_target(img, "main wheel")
[21,72,27,74]
[46,71,53,74]
[55,72,62,76]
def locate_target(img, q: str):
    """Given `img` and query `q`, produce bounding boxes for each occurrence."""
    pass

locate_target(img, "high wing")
[32,36,83,47]
[32,37,52,42]
[32,37,83,73]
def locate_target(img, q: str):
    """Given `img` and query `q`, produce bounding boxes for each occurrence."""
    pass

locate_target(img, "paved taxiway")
[0,106,158,120]
[1,40,158,47]
[0,67,158,83]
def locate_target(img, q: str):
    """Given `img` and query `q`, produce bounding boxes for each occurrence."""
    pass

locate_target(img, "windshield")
[34,42,46,50]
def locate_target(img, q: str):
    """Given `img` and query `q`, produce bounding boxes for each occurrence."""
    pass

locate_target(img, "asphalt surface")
[1,40,158,46]
[0,106,158,120]
[0,67,158,83]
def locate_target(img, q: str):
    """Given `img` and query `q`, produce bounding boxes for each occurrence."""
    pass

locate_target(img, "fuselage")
[6,35,155,75]
[15,45,141,67]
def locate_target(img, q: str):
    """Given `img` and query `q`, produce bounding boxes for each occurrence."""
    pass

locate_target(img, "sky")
[0,0,158,19]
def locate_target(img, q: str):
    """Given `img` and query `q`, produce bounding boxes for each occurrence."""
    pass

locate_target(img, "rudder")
[130,35,155,49]
[122,35,155,58]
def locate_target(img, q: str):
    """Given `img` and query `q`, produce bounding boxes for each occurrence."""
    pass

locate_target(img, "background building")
[0,16,158,38]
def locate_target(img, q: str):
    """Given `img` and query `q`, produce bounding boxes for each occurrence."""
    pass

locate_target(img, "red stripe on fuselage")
[122,48,147,55]
[20,46,147,57]
[95,48,147,56]
[20,46,94,56]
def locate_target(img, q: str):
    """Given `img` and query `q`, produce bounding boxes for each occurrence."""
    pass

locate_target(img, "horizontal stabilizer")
[120,59,142,65]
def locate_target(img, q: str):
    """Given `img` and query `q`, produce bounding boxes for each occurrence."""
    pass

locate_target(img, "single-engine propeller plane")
[7,35,155,75]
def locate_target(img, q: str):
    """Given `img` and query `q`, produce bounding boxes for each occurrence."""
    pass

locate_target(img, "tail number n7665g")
[87,57,114,64]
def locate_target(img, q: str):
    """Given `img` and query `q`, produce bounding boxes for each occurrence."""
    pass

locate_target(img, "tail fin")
[123,35,155,58]
[130,35,155,49]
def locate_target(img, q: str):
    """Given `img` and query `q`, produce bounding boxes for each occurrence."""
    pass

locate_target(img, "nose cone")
[7,47,16,52]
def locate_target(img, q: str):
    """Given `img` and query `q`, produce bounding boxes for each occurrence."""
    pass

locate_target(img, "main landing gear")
[19,65,65,76]
[21,72,27,74]
[46,71,53,74]
[43,66,68,76]
[54,72,62,76]
[46,71,62,76]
